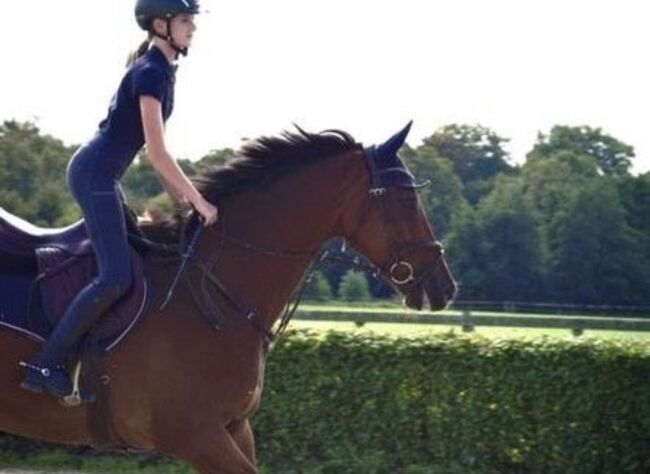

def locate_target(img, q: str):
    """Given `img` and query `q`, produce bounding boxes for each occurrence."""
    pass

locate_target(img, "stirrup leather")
[62,361,83,407]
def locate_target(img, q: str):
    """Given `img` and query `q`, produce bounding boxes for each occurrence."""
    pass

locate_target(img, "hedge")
[2,331,649,474]
[254,331,650,474]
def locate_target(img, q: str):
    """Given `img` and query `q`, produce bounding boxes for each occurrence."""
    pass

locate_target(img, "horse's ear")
[376,121,413,158]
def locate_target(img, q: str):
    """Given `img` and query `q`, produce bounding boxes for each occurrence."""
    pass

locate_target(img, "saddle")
[0,206,153,353]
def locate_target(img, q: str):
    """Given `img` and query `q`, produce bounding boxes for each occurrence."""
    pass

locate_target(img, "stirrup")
[62,361,95,407]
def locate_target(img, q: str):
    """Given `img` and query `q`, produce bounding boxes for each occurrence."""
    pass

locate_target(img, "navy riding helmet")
[135,0,201,55]
[135,0,201,30]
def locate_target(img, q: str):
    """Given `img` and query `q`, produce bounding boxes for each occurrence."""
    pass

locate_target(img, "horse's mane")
[195,126,360,202]
[140,126,361,243]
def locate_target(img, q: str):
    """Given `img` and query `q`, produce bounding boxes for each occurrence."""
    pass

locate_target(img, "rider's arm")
[140,96,218,225]
[139,95,203,207]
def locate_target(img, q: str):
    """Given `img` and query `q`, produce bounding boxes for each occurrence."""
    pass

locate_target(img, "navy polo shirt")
[97,45,176,152]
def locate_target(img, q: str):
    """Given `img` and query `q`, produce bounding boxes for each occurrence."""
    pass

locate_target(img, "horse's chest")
[233,360,265,419]
[239,380,263,418]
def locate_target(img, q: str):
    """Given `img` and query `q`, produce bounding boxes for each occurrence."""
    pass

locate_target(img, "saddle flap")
[35,244,149,347]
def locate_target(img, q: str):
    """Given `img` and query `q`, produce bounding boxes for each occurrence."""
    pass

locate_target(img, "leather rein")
[172,148,443,352]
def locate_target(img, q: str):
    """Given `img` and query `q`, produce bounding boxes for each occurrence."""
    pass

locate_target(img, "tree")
[303,271,333,301]
[338,271,371,302]
[616,173,650,303]
[0,120,76,225]
[521,149,648,304]
[143,192,176,220]
[522,151,599,227]
[30,183,68,227]
[196,148,237,171]
[421,124,514,205]
[402,143,466,237]
[0,121,40,199]
[617,173,650,253]
[121,154,165,212]
[528,125,634,176]
[441,205,484,299]
[446,177,545,301]
[547,179,644,304]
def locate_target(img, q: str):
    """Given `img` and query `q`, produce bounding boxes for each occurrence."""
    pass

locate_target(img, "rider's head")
[135,0,201,58]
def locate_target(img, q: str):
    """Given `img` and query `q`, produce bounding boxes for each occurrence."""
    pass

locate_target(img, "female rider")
[20,0,218,402]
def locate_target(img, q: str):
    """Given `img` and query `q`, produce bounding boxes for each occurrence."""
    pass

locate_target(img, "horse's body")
[0,125,456,473]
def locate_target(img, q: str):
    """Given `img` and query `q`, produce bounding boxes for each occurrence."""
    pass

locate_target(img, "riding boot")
[20,280,125,402]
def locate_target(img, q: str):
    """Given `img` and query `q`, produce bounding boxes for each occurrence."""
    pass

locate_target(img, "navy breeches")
[65,134,136,307]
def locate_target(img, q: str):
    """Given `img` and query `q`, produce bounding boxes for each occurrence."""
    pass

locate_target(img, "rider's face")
[153,14,197,49]
[171,13,196,48]
[170,14,197,49]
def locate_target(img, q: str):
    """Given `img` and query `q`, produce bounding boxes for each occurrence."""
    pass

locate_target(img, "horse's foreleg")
[228,418,257,467]
[176,426,257,474]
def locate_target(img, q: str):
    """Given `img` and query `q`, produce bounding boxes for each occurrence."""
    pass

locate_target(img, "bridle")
[172,146,445,352]
[369,195,444,287]
[355,144,444,288]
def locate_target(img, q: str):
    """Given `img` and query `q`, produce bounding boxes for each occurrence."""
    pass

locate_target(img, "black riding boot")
[20,281,125,403]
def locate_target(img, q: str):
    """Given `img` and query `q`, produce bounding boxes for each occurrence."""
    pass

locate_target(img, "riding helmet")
[135,0,201,30]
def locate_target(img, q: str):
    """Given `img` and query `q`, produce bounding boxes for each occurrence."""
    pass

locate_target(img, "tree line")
[1,120,648,306]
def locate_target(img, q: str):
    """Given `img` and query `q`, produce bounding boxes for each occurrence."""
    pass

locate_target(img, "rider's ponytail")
[126,33,153,68]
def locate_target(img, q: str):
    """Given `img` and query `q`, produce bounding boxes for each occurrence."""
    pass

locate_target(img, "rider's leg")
[21,187,132,400]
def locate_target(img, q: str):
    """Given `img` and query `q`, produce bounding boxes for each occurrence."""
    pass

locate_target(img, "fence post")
[571,327,584,337]
[462,310,475,333]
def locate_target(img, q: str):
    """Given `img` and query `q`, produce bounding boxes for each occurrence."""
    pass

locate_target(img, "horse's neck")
[198,150,366,329]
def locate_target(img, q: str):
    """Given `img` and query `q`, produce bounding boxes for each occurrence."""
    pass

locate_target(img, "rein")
[178,220,441,354]
[182,226,323,351]
[167,147,444,352]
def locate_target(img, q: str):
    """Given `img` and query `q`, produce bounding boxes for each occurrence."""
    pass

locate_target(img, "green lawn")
[292,302,650,342]
[289,319,650,341]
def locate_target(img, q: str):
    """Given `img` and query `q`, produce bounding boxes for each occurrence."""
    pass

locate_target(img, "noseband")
[366,196,444,288]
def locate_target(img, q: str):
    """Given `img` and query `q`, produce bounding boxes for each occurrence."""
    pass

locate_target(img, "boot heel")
[20,380,44,394]
[19,361,46,394]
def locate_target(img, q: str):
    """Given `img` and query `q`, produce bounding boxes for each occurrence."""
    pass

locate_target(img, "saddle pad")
[35,244,150,352]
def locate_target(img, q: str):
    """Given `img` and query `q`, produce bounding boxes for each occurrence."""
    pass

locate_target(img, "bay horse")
[0,122,456,473]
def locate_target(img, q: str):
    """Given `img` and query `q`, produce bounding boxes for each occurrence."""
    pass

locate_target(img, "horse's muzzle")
[404,272,457,311]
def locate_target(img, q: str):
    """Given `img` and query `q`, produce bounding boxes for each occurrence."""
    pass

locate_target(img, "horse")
[0,122,457,474]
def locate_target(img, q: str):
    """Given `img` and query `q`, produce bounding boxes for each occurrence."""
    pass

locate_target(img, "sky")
[2,0,649,174]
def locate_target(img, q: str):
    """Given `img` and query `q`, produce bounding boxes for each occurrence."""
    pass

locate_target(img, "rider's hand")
[193,197,219,226]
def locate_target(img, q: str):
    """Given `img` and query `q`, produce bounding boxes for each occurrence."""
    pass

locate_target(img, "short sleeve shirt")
[97,46,176,151]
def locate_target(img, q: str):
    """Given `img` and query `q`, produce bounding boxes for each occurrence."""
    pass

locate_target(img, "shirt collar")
[147,45,177,76]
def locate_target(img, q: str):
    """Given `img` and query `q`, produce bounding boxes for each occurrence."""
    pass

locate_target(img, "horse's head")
[343,121,457,311]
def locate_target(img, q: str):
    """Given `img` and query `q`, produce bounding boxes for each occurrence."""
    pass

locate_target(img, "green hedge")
[2,331,649,474]
[254,331,650,474]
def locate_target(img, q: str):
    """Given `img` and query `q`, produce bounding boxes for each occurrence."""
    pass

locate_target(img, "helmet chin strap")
[153,17,188,58]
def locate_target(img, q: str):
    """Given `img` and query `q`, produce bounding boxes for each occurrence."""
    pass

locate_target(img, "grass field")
[290,319,650,341]
[292,302,650,342]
